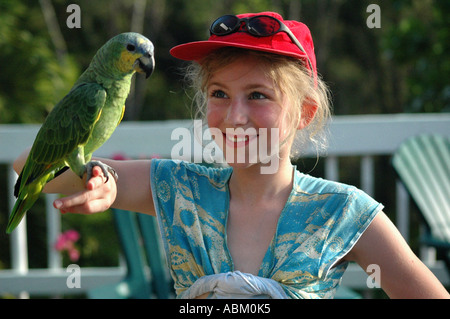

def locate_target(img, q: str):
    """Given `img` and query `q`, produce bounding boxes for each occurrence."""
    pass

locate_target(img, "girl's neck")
[228,156,294,204]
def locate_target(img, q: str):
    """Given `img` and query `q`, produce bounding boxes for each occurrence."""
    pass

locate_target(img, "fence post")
[361,156,375,196]
[395,180,409,242]
[325,156,339,182]
[46,193,62,269]
[8,165,29,298]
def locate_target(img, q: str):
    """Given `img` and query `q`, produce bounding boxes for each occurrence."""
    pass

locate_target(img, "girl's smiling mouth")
[223,131,258,148]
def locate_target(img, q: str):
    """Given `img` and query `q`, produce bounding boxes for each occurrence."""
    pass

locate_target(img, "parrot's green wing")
[7,83,107,233]
[20,82,107,188]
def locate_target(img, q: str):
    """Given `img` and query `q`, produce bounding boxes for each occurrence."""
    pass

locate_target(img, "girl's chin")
[225,162,261,172]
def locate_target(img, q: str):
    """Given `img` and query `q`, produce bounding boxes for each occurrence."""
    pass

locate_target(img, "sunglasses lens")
[248,16,280,36]
[211,15,240,35]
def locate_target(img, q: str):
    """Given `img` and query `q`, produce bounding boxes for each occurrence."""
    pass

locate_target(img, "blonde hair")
[184,47,332,159]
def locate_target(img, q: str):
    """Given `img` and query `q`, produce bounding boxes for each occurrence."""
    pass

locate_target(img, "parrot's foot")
[85,161,118,184]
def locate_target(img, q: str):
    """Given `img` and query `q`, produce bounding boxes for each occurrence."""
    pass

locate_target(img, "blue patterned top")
[150,159,383,298]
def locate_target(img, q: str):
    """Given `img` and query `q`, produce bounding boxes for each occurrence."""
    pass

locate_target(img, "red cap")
[170,12,317,76]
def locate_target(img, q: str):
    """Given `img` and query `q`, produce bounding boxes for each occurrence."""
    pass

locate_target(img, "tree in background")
[1,0,448,125]
[0,0,78,123]
[382,0,450,113]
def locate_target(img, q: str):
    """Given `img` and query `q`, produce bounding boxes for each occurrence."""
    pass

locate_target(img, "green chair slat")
[88,209,173,299]
[392,134,450,272]
[137,213,172,299]
[88,209,152,298]
[393,135,450,242]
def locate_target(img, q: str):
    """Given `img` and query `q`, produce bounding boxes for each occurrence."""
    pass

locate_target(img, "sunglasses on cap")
[210,14,314,75]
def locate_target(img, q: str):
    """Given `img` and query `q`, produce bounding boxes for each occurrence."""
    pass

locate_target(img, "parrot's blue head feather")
[93,32,155,79]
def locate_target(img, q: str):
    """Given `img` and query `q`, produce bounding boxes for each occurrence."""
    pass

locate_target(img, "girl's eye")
[249,92,267,100]
[211,90,227,98]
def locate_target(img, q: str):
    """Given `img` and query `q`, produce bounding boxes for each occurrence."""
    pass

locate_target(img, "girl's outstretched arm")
[13,148,155,216]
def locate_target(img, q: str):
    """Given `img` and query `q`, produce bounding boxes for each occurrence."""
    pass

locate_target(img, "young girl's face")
[206,56,293,171]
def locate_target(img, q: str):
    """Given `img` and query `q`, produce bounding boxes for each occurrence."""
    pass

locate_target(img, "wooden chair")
[392,134,450,272]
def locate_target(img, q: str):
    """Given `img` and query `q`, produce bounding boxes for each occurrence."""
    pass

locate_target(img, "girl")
[14,12,449,298]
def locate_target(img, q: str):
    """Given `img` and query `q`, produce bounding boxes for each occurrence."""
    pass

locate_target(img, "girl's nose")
[225,98,248,126]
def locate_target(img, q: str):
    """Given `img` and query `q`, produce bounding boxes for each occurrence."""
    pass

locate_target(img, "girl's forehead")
[208,57,277,86]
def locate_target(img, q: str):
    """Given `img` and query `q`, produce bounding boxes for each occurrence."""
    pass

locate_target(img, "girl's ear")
[298,98,318,130]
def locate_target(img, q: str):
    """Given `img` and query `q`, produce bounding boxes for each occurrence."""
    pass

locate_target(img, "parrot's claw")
[85,161,118,184]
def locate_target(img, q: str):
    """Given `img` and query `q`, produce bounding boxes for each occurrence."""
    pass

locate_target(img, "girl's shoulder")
[292,169,382,213]
[151,159,232,188]
[294,170,360,197]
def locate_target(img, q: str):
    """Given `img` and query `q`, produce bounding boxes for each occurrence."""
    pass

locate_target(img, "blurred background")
[0,0,449,298]
[1,0,448,125]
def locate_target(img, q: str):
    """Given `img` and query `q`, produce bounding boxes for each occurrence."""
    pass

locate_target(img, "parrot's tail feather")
[6,198,29,234]
[8,170,57,233]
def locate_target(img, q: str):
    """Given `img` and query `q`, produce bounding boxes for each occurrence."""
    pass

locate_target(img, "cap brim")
[170,40,308,62]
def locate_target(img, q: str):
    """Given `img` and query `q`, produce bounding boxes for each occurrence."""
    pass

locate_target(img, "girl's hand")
[53,166,117,214]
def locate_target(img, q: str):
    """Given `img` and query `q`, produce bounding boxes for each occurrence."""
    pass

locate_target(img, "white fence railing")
[1,113,449,297]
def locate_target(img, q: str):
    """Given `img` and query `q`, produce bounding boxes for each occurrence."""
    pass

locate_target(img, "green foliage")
[231,0,280,14]
[1,0,448,124]
[382,0,450,112]
[59,210,120,267]
[0,0,79,124]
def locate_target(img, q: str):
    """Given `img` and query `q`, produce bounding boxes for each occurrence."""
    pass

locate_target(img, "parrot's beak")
[134,53,154,79]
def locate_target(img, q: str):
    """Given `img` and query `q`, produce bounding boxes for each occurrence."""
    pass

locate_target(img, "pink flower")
[68,248,80,262]
[113,152,162,160]
[111,153,130,161]
[64,229,80,242]
[54,229,80,262]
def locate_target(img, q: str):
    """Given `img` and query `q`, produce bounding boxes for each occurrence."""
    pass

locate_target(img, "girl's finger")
[58,198,111,215]
[53,165,116,215]
[54,187,99,211]
[86,166,106,190]
[53,191,88,211]
[54,183,115,214]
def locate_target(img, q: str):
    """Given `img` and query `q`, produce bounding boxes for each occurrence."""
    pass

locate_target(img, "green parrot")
[6,32,154,233]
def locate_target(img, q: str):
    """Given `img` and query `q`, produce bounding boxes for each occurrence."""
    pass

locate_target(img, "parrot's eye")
[126,44,136,52]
